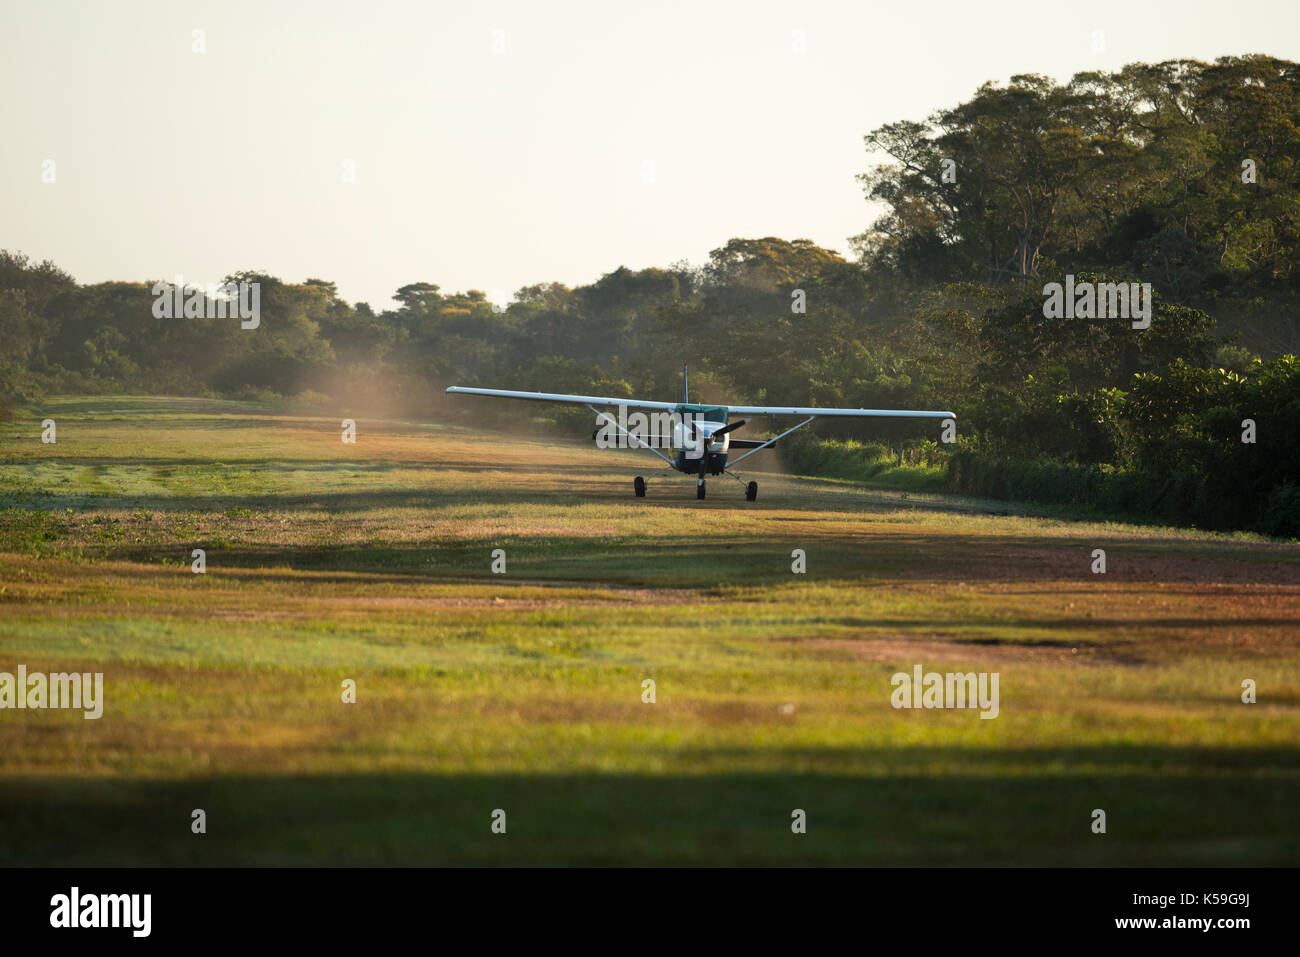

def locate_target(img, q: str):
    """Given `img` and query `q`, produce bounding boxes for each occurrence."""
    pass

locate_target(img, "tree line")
[2,55,1298,535]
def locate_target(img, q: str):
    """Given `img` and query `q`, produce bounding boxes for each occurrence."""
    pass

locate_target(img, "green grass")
[0,396,1297,864]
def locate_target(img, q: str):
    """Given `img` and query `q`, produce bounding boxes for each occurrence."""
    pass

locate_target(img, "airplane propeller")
[710,419,748,439]
[686,417,748,449]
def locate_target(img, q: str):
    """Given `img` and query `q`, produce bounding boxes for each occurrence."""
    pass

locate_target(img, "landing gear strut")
[722,468,758,502]
[630,470,755,501]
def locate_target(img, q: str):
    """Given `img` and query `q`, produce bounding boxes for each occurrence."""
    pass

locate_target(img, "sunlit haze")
[3,0,1298,307]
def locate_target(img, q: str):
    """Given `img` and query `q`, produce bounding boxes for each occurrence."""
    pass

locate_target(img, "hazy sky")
[3,0,1298,309]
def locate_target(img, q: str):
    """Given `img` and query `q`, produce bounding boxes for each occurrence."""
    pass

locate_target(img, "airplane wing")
[446,386,953,420]
[445,387,678,411]
[727,403,955,419]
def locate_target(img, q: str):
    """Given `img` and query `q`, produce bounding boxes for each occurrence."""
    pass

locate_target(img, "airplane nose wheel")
[746,481,758,501]
[634,476,646,497]
[696,477,706,500]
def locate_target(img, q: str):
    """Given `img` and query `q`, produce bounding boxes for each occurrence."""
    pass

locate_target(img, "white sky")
[3,0,1298,309]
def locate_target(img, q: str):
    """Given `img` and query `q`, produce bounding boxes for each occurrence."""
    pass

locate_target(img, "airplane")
[446,366,954,501]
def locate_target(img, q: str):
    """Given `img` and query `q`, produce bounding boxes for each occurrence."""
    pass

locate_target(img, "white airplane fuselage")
[671,419,730,476]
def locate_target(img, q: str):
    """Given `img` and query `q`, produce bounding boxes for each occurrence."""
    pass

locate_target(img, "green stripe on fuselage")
[675,404,729,423]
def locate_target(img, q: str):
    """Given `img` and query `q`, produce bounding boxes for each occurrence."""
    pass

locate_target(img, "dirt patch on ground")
[783,635,1147,667]
[300,585,694,611]
[886,540,1300,586]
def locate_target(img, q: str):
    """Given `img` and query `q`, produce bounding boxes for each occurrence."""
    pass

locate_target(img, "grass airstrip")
[1,396,1297,864]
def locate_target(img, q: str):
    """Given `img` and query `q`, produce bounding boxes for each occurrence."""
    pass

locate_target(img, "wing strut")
[589,406,675,466]
[727,416,817,466]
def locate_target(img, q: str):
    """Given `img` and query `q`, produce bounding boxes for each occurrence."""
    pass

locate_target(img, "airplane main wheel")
[696,480,706,500]
[634,476,646,498]
[746,481,758,502]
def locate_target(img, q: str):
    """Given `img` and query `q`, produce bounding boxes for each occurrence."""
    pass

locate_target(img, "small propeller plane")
[446,366,954,501]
